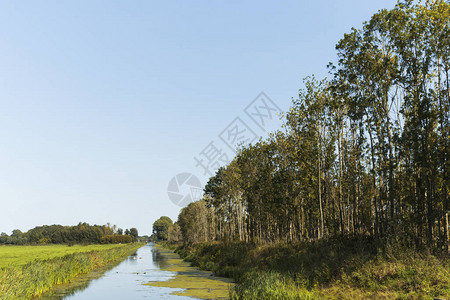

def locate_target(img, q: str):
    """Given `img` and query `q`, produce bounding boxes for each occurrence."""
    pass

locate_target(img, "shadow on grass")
[172,236,449,299]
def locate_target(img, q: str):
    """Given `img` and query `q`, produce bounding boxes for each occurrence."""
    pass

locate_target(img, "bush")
[101,235,132,244]
[38,238,51,244]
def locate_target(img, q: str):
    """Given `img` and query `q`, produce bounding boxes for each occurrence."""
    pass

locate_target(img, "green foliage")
[38,237,51,244]
[167,222,182,242]
[172,0,449,253]
[129,227,139,242]
[1,230,27,245]
[152,216,173,241]
[178,200,212,243]
[101,234,132,244]
[0,222,136,246]
[158,0,450,298]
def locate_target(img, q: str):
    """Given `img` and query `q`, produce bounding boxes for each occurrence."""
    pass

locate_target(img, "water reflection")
[38,244,193,300]
[35,257,125,299]
[151,247,169,269]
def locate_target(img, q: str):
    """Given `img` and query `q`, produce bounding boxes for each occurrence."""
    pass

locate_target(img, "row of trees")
[164,0,449,253]
[0,223,139,244]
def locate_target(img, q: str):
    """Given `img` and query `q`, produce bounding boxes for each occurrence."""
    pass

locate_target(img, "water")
[40,244,198,300]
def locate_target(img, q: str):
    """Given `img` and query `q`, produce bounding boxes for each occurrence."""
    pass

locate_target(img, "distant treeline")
[0,223,139,245]
[155,1,449,253]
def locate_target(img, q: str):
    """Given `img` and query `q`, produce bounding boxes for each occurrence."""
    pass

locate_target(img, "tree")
[178,199,211,243]
[129,228,139,242]
[0,232,8,244]
[156,0,450,254]
[11,229,23,237]
[168,222,182,242]
[152,216,173,241]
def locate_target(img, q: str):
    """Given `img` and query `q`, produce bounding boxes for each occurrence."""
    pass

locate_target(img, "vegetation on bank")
[169,239,449,299]
[0,243,143,299]
[158,0,449,253]
[145,244,234,299]
[151,1,449,298]
[101,234,133,244]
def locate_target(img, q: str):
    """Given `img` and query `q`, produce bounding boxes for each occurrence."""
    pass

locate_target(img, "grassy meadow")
[0,243,143,299]
[0,244,124,268]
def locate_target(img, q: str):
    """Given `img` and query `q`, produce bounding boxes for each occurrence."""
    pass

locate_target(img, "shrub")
[101,235,132,244]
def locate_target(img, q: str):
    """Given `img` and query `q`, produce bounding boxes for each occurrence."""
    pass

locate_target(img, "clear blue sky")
[0,0,398,235]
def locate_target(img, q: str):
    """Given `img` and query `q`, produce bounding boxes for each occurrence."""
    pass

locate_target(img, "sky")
[0,0,398,236]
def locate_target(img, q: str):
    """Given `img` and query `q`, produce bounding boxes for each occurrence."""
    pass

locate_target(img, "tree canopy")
[152,216,173,241]
[165,0,449,254]
[0,222,137,245]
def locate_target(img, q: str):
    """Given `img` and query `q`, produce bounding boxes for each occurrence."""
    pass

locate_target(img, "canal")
[39,243,233,299]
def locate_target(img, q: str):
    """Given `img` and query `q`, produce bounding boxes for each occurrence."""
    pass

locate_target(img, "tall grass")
[170,238,449,299]
[230,271,319,300]
[0,243,142,299]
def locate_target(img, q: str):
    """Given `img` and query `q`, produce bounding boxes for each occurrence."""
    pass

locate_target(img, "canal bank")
[170,240,450,299]
[145,244,234,299]
[39,243,233,299]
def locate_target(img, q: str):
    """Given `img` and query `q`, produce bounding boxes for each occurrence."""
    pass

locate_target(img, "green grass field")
[0,243,143,299]
[0,244,124,268]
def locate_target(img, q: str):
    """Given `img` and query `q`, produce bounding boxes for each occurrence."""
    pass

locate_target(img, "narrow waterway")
[39,243,232,300]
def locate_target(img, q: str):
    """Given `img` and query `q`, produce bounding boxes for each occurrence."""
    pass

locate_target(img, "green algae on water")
[144,246,234,299]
